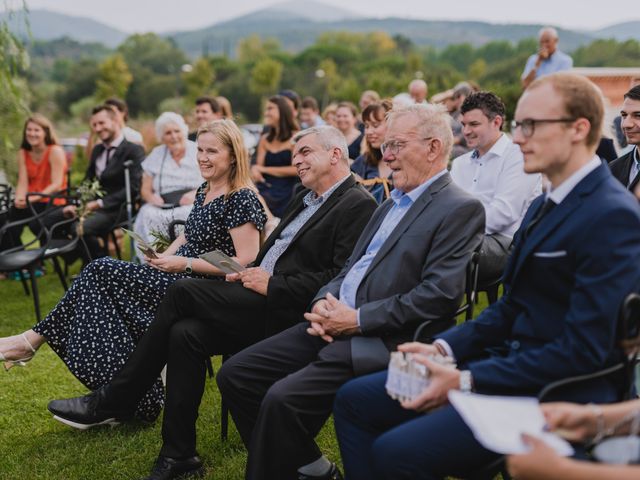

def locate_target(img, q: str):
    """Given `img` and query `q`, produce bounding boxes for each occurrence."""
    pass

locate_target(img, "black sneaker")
[47,387,133,430]
[142,455,204,480]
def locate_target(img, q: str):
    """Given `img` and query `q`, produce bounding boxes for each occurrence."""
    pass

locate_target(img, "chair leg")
[27,265,41,322]
[51,256,68,291]
[18,270,30,296]
[220,354,231,441]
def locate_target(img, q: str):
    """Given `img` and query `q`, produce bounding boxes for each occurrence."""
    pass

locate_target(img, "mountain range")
[3,2,640,55]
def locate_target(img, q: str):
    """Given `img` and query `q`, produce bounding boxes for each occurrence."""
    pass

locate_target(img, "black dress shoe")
[298,463,344,480]
[142,455,204,480]
[47,387,133,430]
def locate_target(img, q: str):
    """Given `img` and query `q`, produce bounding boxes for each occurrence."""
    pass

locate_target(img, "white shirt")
[547,155,602,204]
[95,134,125,177]
[627,147,639,187]
[142,141,203,195]
[123,125,144,144]
[450,133,541,237]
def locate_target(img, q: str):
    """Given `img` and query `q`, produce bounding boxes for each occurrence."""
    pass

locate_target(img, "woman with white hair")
[133,112,202,258]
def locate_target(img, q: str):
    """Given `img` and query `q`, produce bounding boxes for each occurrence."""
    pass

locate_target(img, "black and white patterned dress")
[33,184,266,420]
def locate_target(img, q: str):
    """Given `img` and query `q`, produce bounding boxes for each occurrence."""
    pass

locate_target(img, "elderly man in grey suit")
[217,104,485,480]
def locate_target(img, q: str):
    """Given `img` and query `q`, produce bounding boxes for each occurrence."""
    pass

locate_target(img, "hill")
[2,8,127,47]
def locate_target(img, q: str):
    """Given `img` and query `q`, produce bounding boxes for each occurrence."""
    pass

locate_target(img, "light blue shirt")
[628,147,639,187]
[339,169,448,324]
[521,50,573,80]
[259,175,350,274]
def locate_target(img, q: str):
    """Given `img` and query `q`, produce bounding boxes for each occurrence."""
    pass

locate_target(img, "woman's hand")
[179,190,196,206]
[507,434,569,480]
[251,164,265,183]
[149,194,165,207]
[541,402,597,442]
[14,196,27,209]
[147,255,188,273]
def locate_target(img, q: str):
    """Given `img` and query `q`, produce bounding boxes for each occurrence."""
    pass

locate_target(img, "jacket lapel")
[509,165,608,281]
[254,195,306,264]
[289,175,357,246]
[361,173,450,275]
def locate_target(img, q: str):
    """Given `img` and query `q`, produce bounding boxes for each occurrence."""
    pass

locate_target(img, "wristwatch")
[185,257,193,274]
[459,370,473,393]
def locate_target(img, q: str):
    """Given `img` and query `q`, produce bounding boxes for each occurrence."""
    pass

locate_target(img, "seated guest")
[449,82,474,158]
[188,96,222,141]
[216,96,233,119]
[359,90,381,113]
[333,73,640,480]
[251,95,299,218]
[216,104,485,480]
[335,101,364,160]
[1,114,67,251]
[408,79,428,104]
[45,126,378,480]
[133,112,202,260]
[351,100,393,202]
[300,96,325,129]
[105,97,144,145]
[279,89,302,121]
[508,399,640,479]
[609,85,640,190]
[450,91,541,284]
[322,103,338,128]
[51,104,146,261]
[0,120,266,424]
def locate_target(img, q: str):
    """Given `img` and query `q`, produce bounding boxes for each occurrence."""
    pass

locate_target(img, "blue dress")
[33,185,266,420]
[257,149,297,218]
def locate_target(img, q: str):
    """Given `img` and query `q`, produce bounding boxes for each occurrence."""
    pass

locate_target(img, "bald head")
[409,79,428,104]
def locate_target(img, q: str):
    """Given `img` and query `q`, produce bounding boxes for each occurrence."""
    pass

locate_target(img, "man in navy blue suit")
[333,73,640,480]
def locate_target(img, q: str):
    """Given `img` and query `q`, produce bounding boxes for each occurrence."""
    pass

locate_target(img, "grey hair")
[386,103,454,161]
[538,26,559,39]
[293,126,349,163]
[155,112,188,142]
[409,79,428,91]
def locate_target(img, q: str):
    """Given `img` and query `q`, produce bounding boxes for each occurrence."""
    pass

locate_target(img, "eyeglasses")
[380,137,433,156]
[510,118,577,138]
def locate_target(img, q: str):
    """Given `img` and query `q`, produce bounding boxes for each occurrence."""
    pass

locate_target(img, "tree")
[95,53,133,101]
[249,58,283,98]
[0,0,29,183]
[237,35,281,64]
[182,57,216,104]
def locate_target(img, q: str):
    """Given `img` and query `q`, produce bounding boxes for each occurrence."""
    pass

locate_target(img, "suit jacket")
[255,175,378,335]
[439,164,640,403]
[86,140,145,212]
[314,172,485,375]
[609,149,635,189]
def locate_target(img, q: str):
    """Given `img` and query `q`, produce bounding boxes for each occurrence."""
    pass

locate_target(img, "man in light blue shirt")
[522,27,573,90]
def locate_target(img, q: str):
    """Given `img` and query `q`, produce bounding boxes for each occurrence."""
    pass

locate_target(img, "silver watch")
[459,370,473,393]
[185,257,193,274]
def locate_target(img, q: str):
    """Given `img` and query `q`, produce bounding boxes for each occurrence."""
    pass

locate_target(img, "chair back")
[358,177,391,204]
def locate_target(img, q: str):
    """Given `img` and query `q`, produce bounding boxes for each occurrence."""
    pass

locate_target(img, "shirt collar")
[471,133,509,162]
[104,133,125,150]
[634,146,639,165]
[390,168,447,206]
[547,155,601,205]
[303,174,351,207]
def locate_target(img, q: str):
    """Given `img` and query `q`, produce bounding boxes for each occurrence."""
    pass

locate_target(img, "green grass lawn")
[0,255,491,479]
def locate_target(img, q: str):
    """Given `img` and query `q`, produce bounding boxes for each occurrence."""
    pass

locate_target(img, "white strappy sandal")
[0,333,37,371]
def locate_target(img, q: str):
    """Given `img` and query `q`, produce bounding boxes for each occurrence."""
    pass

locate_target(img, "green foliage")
[573,39,640,67]
[182,57,216,104]
[0,0,29,184]
[95,53,132,101]
[55,58,100,114]
[249,57,283,98]
[237,34,282,64]
[118,33,188,75]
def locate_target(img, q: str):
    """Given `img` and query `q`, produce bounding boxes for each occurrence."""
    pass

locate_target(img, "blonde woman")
[0,120,266,421]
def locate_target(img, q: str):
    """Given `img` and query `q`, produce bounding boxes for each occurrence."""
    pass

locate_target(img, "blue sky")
[19,0,640,33]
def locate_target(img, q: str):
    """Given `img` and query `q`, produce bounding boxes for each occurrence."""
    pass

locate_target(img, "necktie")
[628,162,640,192]
[523,199,555,240]
[105,146,115,165]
